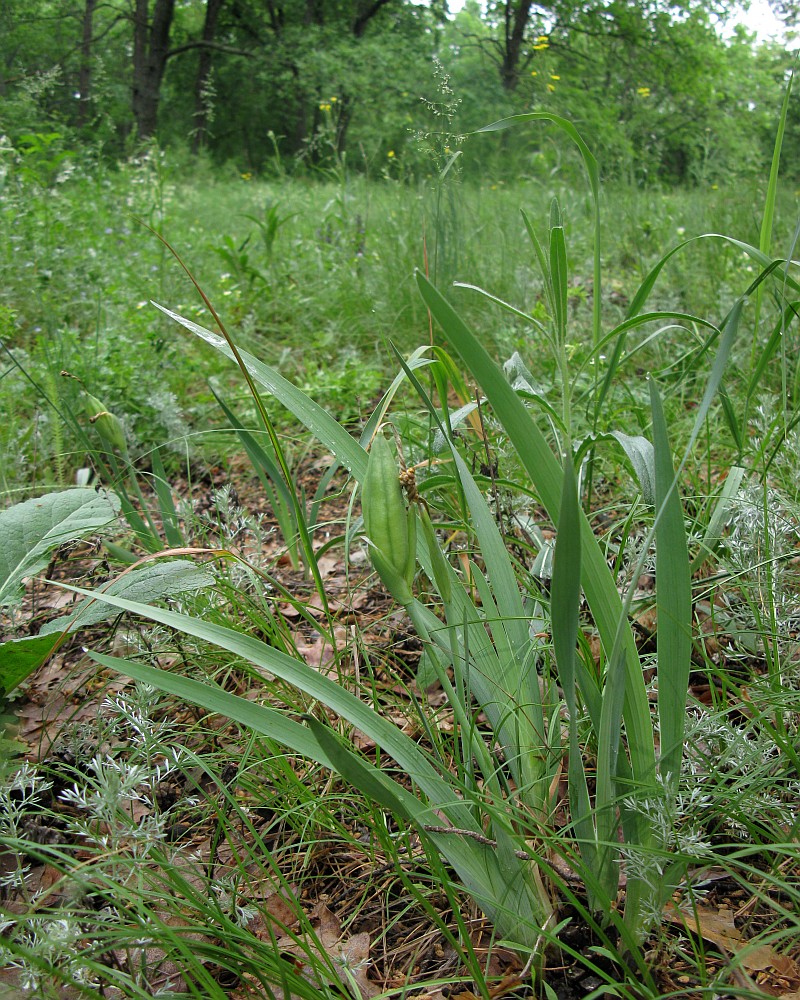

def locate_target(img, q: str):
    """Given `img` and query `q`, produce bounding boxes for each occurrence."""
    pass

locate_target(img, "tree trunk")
[191,0,226,152]
[132,0,176,140]
[304,0,324,28]
[77,0,96,128]
[500,0,534,91]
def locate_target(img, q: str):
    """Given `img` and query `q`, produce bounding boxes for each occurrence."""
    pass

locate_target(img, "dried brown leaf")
[666,904,799,976]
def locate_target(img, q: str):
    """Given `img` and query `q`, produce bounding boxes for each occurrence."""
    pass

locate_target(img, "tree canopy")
[0,0,793,182]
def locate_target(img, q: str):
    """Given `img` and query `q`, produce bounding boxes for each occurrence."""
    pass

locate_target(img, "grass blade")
[415,271,656,787]
[650,379,692,792]
[754,70,793,341]
[551,458,598,895]
[149,447,184,548]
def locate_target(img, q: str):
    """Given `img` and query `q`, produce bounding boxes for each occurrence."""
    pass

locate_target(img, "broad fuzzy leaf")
[0,488,120,609]
[39,559,214,635]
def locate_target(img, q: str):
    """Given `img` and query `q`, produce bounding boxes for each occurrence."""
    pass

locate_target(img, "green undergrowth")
[1,143,794,496]
[2,111,800,999]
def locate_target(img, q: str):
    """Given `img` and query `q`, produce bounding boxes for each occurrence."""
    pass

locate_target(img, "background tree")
[132,0,176,140]
[190,0,225,151]
[76,0,96,128]
[0,0,792,183]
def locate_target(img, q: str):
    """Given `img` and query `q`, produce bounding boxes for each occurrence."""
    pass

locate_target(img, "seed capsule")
[362,431,416,605]
[85,393,127,453]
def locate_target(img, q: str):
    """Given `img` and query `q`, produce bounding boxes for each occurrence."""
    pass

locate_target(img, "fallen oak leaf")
[277,902,379,998]
[665,903,799,977]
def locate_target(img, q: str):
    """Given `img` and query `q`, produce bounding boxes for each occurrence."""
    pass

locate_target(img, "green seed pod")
[362,431,416,605]
[85,392,127,453]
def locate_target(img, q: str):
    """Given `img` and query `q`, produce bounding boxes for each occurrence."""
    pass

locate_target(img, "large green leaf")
[551,459,598,897]
[0,488,121,609]
[0,634,62,698]
[650,382,692,792]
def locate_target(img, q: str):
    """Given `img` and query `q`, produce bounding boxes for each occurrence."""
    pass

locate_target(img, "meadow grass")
[1,151,790,493]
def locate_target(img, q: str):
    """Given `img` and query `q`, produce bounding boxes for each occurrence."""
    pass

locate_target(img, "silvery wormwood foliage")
[0,685,192,992]
[203,483,273,587]
[59,686,190,855]
[210,873,259,928]
[0,913,102,993]
[0,762,53,891]
[620,770,716,926]
[618,697,800,924]
[146,388,190,451]
[681,706,800,838]
[726,477,800,630]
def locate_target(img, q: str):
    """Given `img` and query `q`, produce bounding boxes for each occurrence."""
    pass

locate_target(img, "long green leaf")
[520,209,554,333]
[551,459,598,892]
[149,448,184,547]
[690,466,745,575]
[588,312,719,418]
[396,352,550,797]
[681,299,744,466]
[594,631,629,905]
[415,272,656,789]
[153,303,368,481]
[213,388,300,565]
[627,238,799,320]
[64,587,549,945]
[550,224,568,349]
[754,70,793,340]
[304,715,419,821]
[650,382,692,792]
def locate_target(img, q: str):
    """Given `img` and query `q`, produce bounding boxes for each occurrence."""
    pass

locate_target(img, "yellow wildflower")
[330,96,338,103]
[637,86,651,98]
[531,70,538,76]
[240,172,252,181]
[547,83,555,92]
[550,74,560,80]
[387,150,395,158]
